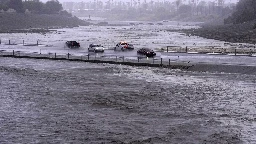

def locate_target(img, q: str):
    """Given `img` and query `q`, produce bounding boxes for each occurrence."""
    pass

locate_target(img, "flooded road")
[0,57,255,143]
[1,21,256,66]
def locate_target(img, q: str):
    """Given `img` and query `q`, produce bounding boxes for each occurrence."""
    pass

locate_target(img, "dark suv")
[65,41,80,48]
[137,48,156,57]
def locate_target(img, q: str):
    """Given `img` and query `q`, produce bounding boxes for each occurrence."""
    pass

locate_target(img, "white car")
[88,44,104,52]
[114,41,134,51]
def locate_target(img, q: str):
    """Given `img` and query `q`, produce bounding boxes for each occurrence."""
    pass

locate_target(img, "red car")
[114,41,134,51]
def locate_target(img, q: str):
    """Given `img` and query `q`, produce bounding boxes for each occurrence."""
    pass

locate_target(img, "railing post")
[23,40,24,46]
[55,53,56,59]
[186,46,188,53]
[13,50,14,56]
[169,59,170,66]
[116,56,117,62]
[37,40,38,46]
[67,53,70,59]
[161,58,163,66]
[137,57,139,62]
[88,54,89,60]
[123,56,124,62]
[167,46,168,52]
[9,40,10,45]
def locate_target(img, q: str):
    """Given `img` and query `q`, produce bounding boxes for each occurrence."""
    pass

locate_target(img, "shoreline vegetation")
[0,13,91,33]
[1,13,255,45]
[171,20,256,44]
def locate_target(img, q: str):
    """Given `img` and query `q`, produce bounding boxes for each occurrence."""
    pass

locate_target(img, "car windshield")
[91,44,101,47]
[143,48,151,51]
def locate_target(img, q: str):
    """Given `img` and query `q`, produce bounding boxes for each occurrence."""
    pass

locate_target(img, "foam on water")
[0,21,256,143]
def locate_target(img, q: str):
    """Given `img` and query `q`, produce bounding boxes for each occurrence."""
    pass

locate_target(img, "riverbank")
[169,20,256,44]
[0,13,91,33]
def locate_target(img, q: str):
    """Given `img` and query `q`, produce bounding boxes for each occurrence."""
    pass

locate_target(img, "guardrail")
[0,50,193,70]
[2,50,256,74]
[162,45,256,56]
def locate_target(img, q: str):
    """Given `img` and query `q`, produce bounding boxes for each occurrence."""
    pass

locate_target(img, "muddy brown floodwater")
[0,57,255,144]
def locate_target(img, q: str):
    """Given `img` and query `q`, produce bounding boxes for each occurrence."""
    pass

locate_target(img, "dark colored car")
[65,41,80,48]
[137,48,156,57]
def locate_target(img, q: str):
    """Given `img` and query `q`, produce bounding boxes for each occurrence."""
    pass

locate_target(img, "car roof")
[120,41,128,44]
[140,48,151,50]
[90,44,102,46]
[67,41,78,42]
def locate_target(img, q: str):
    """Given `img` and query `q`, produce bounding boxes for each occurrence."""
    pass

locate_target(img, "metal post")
[9,40,10,45]
[235,49,236,56]
[116,56,117,61]
[40,49,41,54]
[68,53,69,59]
[23,40,24,45]
[186,46,188,53]
[123,56,124,62]
[153,58,154,64]
[169,59,170,66]
[167,46,168,52]
[37,40,38,46]
[88,54,89,60]
[55,53,56,59]
[13,50,14,56]
[161,58,163,66]
[137,57,139,62]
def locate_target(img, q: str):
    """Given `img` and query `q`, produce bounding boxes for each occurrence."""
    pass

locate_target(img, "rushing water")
[0,57,255,143]
[0,21,255,66]
[0,21,256,143]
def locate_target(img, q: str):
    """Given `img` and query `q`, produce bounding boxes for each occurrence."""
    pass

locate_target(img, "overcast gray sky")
[41,0,239,3]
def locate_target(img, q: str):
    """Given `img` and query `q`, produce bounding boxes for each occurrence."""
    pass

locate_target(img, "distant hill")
[0,13,90,33]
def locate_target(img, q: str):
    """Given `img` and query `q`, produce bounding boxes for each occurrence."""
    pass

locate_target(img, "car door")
[88,44,93,51]
[115,43,121,50]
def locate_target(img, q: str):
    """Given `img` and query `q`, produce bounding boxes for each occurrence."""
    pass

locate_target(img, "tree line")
[0,0,63,14]
[225,0,256,24]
